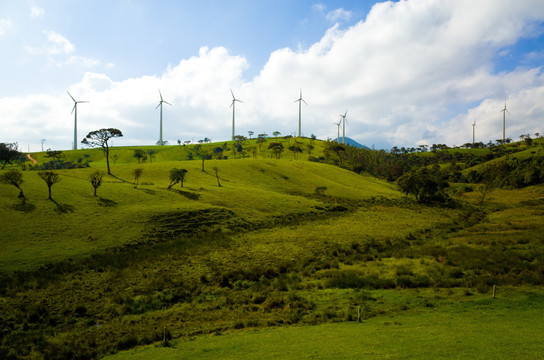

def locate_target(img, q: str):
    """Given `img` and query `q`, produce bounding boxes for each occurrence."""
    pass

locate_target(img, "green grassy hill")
[1,138,543,359]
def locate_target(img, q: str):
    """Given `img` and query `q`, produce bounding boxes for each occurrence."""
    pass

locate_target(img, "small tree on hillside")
[212,166,222,187]
[168,168,188,189]
[268,142,284,159]
[146,149,157,163]
[38,171,61,200]
[81,128,123,175]
[1,170,25,204]
[89,171,103,196]
[133,149,146,164]
[133,168,143,188]
[199,151,212,172]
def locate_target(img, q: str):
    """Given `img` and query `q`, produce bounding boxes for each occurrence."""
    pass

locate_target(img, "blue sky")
[1,0,544,151]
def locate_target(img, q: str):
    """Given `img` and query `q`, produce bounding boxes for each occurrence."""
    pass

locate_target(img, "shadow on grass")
[51,199,74,214]
[97,196,118,207]
[109,174,131,184]
[135,187,156,195]
[12,202,36,212]
[170,189,200,200]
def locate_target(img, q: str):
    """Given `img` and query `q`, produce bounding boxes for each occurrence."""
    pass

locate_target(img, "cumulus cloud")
[3,0,544,151]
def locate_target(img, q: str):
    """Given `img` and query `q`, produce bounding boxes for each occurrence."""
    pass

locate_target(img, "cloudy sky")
[1,0,544,152]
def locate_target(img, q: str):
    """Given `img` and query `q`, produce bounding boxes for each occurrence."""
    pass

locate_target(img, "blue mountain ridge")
[332,137,369,149]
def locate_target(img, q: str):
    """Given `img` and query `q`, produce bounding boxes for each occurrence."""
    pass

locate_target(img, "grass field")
[106,287,544,360]
[1,139,543,359]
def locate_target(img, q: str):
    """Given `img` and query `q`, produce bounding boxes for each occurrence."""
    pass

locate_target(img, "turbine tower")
[334,120,342,143]
[472,118,476,146]
[500,102,509,143]
[67,91,88,150]
[156,90,171,146]
[340,109,348,144]
[230,89,243,141]
[294,89,307,137]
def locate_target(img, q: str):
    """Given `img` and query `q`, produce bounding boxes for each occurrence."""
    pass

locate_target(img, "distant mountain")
[333,137,369,149]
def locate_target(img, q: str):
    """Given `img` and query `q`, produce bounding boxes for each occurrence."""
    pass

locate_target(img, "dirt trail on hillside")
[26,154,38,164]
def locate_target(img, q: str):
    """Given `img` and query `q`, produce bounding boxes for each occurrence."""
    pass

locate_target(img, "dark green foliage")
[268,142,284,159]
[0,142,21,169]
[133,149,146,163]
[167,168,188,189]
[38,171,61,200]
[1,170,25,203]
[397,168,450,204]
[89,171,103,196]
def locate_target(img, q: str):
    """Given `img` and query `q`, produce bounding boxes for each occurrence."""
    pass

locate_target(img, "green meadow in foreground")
[0,138,543,359]
[106,288,544,360]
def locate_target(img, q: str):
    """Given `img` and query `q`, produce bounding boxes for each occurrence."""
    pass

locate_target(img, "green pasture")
[107,288,544,360]
[1,139,543,359]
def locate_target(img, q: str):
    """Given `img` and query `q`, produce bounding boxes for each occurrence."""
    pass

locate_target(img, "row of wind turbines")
[471,102,510,145]
[67,88,351,151]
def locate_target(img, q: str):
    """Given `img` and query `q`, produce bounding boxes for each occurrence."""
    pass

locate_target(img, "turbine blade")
[302,99,308,105]
[230,88,235,99]
[71,104,76,114]
[164,101,172,106]
[156,103,161,109]
[236,99,243,103]
[67,91,76,102]
[79,101,89,103]
[159,89,163,101]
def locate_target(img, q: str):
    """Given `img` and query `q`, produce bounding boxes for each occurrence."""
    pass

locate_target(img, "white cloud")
[0,18,13,36]
[326,8,352,22]
[25,30,75,55]
[3,0,544,151]
[30,6,45,18]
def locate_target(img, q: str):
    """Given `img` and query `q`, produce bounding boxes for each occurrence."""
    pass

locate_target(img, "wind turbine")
[67,91,89,150]
[156,90,171,146]
[230,89,243,141]
[340,109,348,144]
[500,101,509,143]
[294,89,307,137]
[472,118,476,146]
[333,120,342,143]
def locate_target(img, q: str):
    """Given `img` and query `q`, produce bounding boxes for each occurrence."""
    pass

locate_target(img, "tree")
[478,163,500,206]
[45,150,64,162]
[146,149,157,163]
[89,171,103,196]
[248,131,254,139]
[212,166,222,187]
[81,128,123,175]
[288,144,303,159]
[256,136,267,151]
[133,149,146,164]
[268,142,284,159]
[272,131,281,137]
[38,171,61,200]
[0,142,21,169]
[1,170,25,204]
[168,168,188,189]
[132,168,143,188]
[199,151,212,171]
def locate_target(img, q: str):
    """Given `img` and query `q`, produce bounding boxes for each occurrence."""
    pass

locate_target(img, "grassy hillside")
[0,139,543,359]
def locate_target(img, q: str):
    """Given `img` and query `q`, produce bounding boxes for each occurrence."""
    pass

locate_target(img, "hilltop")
[0,136,543,359]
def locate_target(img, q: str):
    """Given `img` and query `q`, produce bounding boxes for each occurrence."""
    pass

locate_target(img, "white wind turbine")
[334,120,342,143]
[340,109,348,144]
[472,118,477,146]
[67,91,89,150]
[294,89,307,137]
[156,90,171,146]
[500,101,510,143]
[230,89,243,141]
